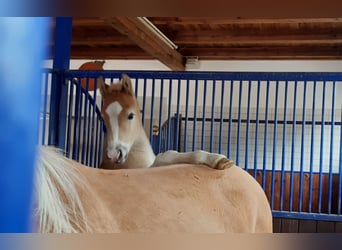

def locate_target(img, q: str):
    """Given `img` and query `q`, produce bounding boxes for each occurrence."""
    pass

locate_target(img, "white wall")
[44,59,342,72]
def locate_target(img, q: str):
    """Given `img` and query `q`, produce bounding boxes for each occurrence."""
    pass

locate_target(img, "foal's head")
[98,74,142,164]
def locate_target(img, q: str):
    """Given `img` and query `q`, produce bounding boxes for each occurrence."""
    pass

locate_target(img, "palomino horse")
[98,74,233,170]
[32,74,272,233]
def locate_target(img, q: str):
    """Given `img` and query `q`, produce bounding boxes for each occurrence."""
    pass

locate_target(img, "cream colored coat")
[35,146,272,233]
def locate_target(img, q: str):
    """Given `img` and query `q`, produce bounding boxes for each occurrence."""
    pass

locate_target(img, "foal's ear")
[121,74,134,96]
[97,76,109,97]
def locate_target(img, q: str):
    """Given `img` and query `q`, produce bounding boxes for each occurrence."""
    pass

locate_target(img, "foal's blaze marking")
[105,101,123,146]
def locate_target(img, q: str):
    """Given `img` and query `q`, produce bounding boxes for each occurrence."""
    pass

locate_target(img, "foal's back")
[78,163,272,233]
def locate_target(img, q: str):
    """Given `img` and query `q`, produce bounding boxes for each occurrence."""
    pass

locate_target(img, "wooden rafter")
[105,17,185,71]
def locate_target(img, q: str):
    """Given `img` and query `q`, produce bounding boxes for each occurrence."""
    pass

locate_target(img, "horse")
[32,74,273,233]
[98,74,234,170]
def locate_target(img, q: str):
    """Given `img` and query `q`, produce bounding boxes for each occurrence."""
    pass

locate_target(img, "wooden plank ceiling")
[50,17,342,70]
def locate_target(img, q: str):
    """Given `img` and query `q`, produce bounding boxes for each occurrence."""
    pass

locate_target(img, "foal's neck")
[126,132,156,168]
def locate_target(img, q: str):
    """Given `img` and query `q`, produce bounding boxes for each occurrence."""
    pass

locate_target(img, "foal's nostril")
[117,149,122,160]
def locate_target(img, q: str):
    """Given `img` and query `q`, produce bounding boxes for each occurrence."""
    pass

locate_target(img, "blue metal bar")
[245,81,251,170]
[51,17,72,150]
[236,81,243,165]
[253,81,261,179]
[218,81,225,154]
[299,81,307,212]
[149,79,156,146]
[98,119,104,167]
[309,81,317,213]
[184,80,190,152]
[65,79,74,158]
[210,80,216,153]
[328,81,336,214]
[318,81,327,213]
[72,78,82,161]
[338,107,342,215]
[192,80,199,151]
[81,89,88,164]
[41,72,49,145]
[271,81,279,209]
[227,81,234,158]
[65,70,342,82]
[289,81,298,212]
[86,79,93,164]
[175,79,181,151]
[142,78,147,127]
[280,81,289,210]
[167,79,172,150]
[0,17,50,233]
[201,80,207,150]
[158,79,164,153]
[94,112,100,167]
[89,81,98,166]
[135,78,139,98]
[272,211,342,222]
[262,81,270,190]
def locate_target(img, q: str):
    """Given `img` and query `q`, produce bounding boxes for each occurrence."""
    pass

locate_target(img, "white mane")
[34,146,90,233]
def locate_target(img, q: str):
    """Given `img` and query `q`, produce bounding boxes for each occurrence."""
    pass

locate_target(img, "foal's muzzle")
[107,146,128,164]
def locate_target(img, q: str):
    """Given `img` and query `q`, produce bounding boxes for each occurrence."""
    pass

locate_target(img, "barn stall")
[2,17,341,232]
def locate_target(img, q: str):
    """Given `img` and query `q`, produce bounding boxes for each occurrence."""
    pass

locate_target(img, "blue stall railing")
[41,70,342,222]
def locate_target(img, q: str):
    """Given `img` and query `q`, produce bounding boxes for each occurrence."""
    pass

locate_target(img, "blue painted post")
[48,17,72,150]
[0,17,50,232]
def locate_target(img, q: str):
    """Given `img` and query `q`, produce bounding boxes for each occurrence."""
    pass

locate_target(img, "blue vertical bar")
[49,17,72,149]
[271,81,279,209]
[0,17,50,232]
[338,107,342,215]
[98,119,104,167]
[227,81,234,158]
[135,78,139,98]
[149,79,156,145]
[158,79,164,153]
[192,80,199,151]
[236,81,243,166]
[210,80,216,153]
[81,80,89,164]
[94,112,100,167]
[244,81,251,170]
[65,79,74,158]
[289,81,298,212]
[280,81,288,211]
[318,81,326,213]
[262,81,270,190]
[72,78,82,161]
[86,79,93,164]
[299,81,307,212]
[184,80,190,152]
[167,79,172,150]
[142,78,147,127]
[175,79,181,151]
[41,72,49,145]
[309,81,317,213]
[253,81,261,179]
[201,80,207,150]
[219,81,225,154]
[328,81,336,214]
[89,80,98,166]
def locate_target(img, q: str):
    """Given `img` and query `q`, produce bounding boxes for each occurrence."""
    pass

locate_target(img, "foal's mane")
[34,146,91,233]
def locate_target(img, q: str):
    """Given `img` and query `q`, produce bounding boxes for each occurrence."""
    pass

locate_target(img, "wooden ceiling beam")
[181,45,342,59]
[105,17,185,71]
[148,17,342,25]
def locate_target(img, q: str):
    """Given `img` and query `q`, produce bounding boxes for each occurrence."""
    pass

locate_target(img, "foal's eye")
[127,113,134,120]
